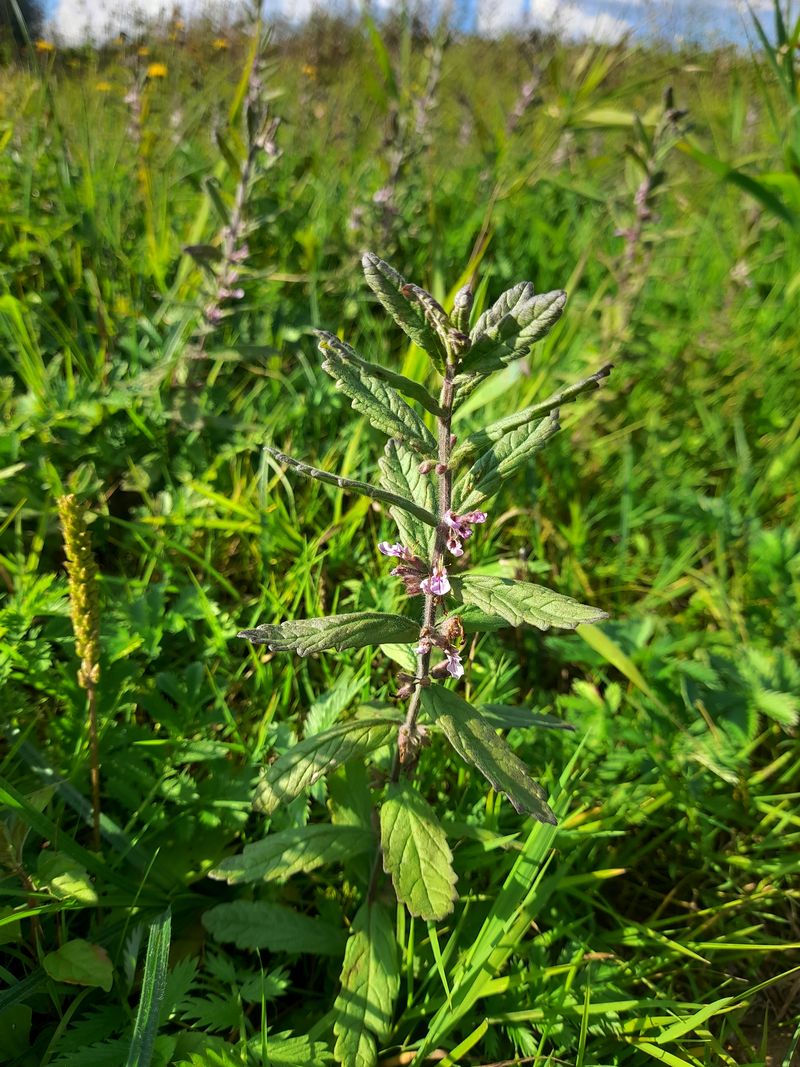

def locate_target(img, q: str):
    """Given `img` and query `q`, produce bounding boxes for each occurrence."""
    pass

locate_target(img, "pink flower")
[378,541,416,561]
[444,509,488,557]
[444,648,464,678]
[420,564,450,597]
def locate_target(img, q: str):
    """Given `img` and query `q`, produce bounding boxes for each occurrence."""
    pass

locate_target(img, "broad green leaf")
[253,718,396,815]
[445,605,508,634]
[316,331,441,415]
[209,825,373,884]
[454,574,608,631]
[36,852,98,905]
[380,781,457,921]
[320,344,436,456]
[378,439,437,557]
[333,902,399,1067]
[264,448,438,529]
[203,901,345,955]
[455,283,567,391]
[126,909,171,1067]
[452,411,561,511]
[480,704,576,731]
[238,611,419,656]
[362,252,446,370]
[452,363,612,467]
[43,940,113,991]
[422,685,556,823]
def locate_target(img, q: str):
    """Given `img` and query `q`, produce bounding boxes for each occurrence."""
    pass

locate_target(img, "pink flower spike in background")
[420,564,451,597]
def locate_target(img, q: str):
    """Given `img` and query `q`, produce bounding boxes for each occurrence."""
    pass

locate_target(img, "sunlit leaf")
[380,781,457,920]
[422,685,556,823]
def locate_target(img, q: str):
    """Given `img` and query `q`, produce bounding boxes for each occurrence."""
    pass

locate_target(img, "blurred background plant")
[0,1,798,1065]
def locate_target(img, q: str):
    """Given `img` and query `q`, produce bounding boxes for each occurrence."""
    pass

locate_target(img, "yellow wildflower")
[302,63,317,78]
[212,38,229,50]
[146,62,168,79]
[35,40,55,52]
[137,46,149,57]
[95,81,112,92]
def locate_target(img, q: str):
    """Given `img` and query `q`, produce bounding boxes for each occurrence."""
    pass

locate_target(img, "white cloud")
[477,0,631,41]
[49,0,330,44]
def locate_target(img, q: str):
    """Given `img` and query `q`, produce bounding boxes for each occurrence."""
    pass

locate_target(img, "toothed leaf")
[452,410,561,511]
[453,574,608,631]
[238,611,419,656]
[316,331,442,415]
[380,781,457,921]
[378,440,436,557]
[253,718,396,815]
[209,825,373,885]
[203,902,345,955]
[320,346,436,456]
[333,902,399,1067]
[362,252,446,369]
[422,685,556,823]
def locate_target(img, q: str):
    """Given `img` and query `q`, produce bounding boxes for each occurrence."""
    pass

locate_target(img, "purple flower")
[444,648,464,678]
[378,541,416,561]
[444,508,488,557]
[420,565,451,597]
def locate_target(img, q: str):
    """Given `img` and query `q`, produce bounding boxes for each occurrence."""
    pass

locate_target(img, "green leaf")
[316,331,442,416]
[43,940,113,991]
[480,704,576,731]
[126,909,171,1067]
[456,283,567,388]
[422,685,556,823]
[253,719,396,815]
[452,411,562,511]
[203,902,345,955]
[361,252,446,369]
[454,574,608,631]
[378,439,437,557]
[37,852,98,905]
[452,363,612,467]
[320,341,436,456]
[264,448,438,529]
[238,611,419,656]
[755,687,799,727]
[333,902,399,1067]
[380,781,457,921]
[209,825,374,884]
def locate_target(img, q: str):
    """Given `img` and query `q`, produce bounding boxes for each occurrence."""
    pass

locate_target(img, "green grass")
[1,8,799,1066]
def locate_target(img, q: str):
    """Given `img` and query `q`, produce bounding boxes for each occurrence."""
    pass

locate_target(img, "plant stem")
[87,683,101,851]
[392,357,457,780]
[368,357,458,904]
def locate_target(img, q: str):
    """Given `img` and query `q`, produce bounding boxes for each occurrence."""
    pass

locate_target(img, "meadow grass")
[0,9,798,1066]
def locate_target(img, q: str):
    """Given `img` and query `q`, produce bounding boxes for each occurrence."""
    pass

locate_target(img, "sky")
[44,0,781,47]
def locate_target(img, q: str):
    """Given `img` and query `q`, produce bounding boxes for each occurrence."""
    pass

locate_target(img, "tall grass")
[0,8,798,1066]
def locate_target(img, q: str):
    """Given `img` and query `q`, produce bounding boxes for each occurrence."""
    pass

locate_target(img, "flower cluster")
[444,509,487,557]
[416,616,466,679]
[378,542,453,598]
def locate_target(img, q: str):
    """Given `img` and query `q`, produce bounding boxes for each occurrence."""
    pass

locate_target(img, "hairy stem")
[368,357,458,905]
[393,357,457,778]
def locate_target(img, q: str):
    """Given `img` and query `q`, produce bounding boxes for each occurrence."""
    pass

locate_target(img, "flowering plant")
[231,253,610,1063]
